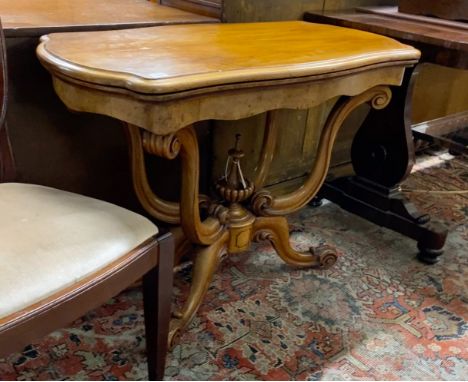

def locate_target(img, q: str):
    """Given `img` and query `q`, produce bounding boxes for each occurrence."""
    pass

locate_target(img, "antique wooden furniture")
[305,6,468,263]
[37,21,420,343]
[162,0,401,207]
[0,23,174,380]
[399,0,468,22]
[0,0,216,36]
[0,0,216,211]
[160,0,222,18]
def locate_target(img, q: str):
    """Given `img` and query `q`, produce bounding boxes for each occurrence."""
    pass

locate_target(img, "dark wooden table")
[305,6,468,263]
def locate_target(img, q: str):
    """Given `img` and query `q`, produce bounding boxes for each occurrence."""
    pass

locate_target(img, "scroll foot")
[253,217,337,269]
[310,244,338,269]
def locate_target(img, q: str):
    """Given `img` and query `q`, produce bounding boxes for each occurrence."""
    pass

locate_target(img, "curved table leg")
[253,110,279,189]
[252,85,392,216]
[126,123,181,224]
[127,123,226,247]
[253,217,337,269]
[177,126,226,246]
[169,231,229,346]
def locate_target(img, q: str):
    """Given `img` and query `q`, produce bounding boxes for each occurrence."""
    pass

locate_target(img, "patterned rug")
[1,150,467,380]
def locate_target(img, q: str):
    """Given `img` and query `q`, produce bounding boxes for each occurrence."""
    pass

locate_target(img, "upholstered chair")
[0,20,173,380]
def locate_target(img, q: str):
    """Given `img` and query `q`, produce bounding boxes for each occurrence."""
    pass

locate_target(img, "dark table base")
[315,66,448,264]
[319,177,447,264]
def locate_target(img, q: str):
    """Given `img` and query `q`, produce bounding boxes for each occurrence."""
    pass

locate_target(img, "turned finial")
[216,134,254,203]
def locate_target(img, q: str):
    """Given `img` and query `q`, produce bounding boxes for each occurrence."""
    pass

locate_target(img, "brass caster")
[311,244,338,269]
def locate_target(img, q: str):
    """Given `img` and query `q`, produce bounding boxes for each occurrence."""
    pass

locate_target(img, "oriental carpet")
[0,149,467,380]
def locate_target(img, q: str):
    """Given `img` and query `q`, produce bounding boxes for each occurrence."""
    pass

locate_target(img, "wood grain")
[37,21,419,95]
[49,65,409,135]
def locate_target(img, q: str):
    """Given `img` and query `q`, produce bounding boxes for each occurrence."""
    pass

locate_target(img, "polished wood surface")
[305,7,468,69]
[38,21,419,95]
[40,21,419,343]
[0,0,216,37]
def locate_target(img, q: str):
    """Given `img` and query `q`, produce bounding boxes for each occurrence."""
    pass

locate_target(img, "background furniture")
[0,23,174,380]
[304,6,468,262]
[37,21,419,344]
[0,0,216,212]
[160,0,222,18]
[399,0,468,21]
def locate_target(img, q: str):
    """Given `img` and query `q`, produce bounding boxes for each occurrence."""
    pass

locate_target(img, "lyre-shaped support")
[252,86,392,216]
[126,123,180,224]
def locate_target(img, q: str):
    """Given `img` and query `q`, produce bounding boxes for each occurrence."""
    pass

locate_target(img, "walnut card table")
[37,21,420,343]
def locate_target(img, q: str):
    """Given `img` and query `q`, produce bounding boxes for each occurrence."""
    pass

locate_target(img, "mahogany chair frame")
[0,20,173,380]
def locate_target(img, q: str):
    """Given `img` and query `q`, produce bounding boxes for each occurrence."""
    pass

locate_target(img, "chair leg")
[143,234,174,381]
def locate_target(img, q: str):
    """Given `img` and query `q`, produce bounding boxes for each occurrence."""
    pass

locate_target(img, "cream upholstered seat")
[0,182,158,319]
[0,19,172,379]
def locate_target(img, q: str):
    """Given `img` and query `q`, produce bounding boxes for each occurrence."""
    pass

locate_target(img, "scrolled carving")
[176,126,224,246]
[251,189,274,215]
[126,123,180,224]
[142,131,181,159]
[312,245,338,269]
[258,85,393,217]
[253,230,273,243]
[369,87,392,110]
[207,202,230,225]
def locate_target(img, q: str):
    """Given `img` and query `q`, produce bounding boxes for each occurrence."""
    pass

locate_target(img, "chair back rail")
[0,19,16,183]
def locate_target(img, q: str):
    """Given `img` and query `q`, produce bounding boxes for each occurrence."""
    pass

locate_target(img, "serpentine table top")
[37,20,421,343]
[37,21,420,135]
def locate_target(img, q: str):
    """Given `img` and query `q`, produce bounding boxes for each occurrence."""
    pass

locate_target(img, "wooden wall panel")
[221,0,396,22]
[222,0,322,22]
[6,37,140,209]
[324,0,396,11]
[211,104,334,188]
[412,64,468,124]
